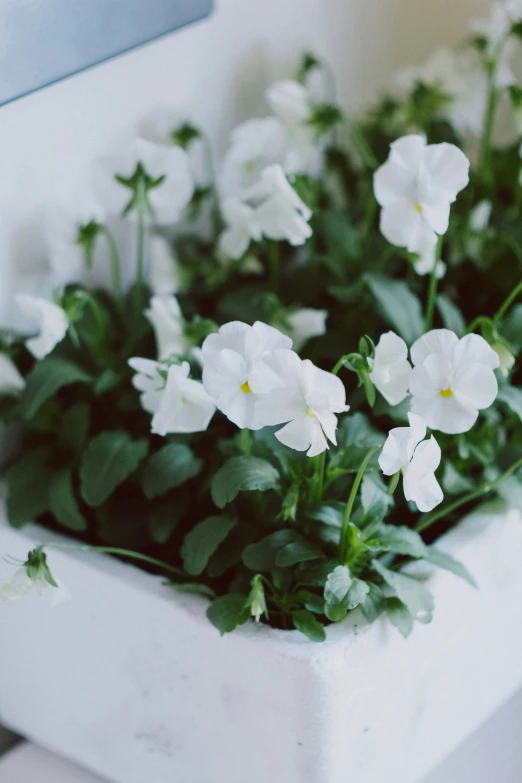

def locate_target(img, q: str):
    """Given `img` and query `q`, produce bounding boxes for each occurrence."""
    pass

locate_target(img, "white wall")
[0,0,491,325]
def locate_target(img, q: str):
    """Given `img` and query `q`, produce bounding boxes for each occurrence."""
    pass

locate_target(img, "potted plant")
[1,4,522,781]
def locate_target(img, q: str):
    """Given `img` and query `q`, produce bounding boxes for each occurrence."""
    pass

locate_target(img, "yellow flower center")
[243,160,257,174]
[414,202,423,213]
[241,381,252,394]
[305,407,316,418]
[439,387,453,398]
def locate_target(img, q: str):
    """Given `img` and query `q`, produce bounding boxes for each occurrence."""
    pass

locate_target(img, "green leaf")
[206,593,250,635]
[211,456,280,509]
[275,539,324,567]
[21,357,92,420]
[329,413,382,474]
[149,500,185,544]
[59,402,90,457]
[436,294,466,337]
[94,369,122,395]
[5,448,52,527]
[377,524,428,558]
[360,582,386,622]
[372,560,434,624]
[361,473,393,519]
[498,385,522,422]
[307,502,344,527]
[165,581,216,599]
[426,547,478,588]
[365,274,424,344]
[181,515,237,576]
[442,461,474,496]
[80,431,149,507]
[324,565,353,621]
[142,443,203,499]
[386,597,414,638]
[49,470,87,532]
[242,530,303,571]
[292,610,326,642]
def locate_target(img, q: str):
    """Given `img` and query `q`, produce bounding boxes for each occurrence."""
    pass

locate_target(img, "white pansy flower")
[373,135,470,253]
[413,244,446,279]
[379,413,443,512]
[266,80,322,177]
[368,332,412,406]
[284,308,328,351]
[93,138,194,225]
[144,295,189,361]
[220,118,287,196]
[150,362,216,436]
[409,329,500,434]
[128,357,166,414]
[149,236,182,296]
[218,198,263,260]
[15,294,69,359]
[242,164,313,246]
[249,349,349,457]
[0,355,25,395]
[507,0,522,22]
[201,320,292,429]
[470,3,511,55]
[140,108,212,189]
[0,568,69,607]
[45,210,95,287]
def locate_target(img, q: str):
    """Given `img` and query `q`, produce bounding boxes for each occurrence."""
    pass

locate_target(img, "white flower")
[413,244,446,279]
[470,3,511,55]
[249,349,349,457]
[373,135,470,253]
[396,48,488,137]
[368,332,412,406]
[15,294,69,359]
[150,362,216,436]
[201,320,292,429]
[379,413,443,512]
[266,80,322,177]
[470,200,492,232]
[218,198,263,260]
[140,108,212,189]
[128,357,166,414]
[220,118,287,196]
[241,164,313,246]
[284,308,328,351]
[45,210,92,287]
[149,237,182,296]
[0,568,69,607]
[0,355,25,395]
[144,295,189,361]
[409,329,500,434]
[93,138,194,224]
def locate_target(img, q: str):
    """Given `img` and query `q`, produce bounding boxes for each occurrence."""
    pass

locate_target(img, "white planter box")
[1,504,522,783]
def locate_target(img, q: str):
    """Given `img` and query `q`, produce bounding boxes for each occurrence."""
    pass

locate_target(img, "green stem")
[415,455,522,533]
[310,451,326,505]
[134,206,146,319]
[479,47,503,192]
[345,117,378,170]
[45,542,184,579]
[424,235,444,331]
[268,241,280,292]
[494,277,522,323]
[340,444,382,562]
[100,226,123,302]
[332,357,347,376]
[361,197,379,251]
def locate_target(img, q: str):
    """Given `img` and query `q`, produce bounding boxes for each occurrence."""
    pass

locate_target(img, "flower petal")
[453,333,500,370]
[410,328,459,366]
[453,364,498,410]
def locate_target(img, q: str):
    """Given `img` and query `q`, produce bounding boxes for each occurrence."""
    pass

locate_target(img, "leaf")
[386,597,414,638]
[275,539,325,567]
[5,448,52,527]
[436,294,466,337]
[361,473,393,519]
[497,475,522,512]
[211,456,280,509]
[365,274,424,344]
[80,431,149,507]
[329,413,382,474]
[360,582,386,622]
[372,560,434,624]
[49,470,87,532]
[426,547,478,588]
[292,610,326,642]
[149,500,185,544]
[307,502,344,527]
[142,443,203,499]
[442,461,474,496]
[165,582,216,599]
[94,369,122,395]
[206,594,250,635]
[498,385,522,422]
[181,515,237,576]
[324,565,353,621]
[21,357,92,420]
[502,303,522,349]
[377,524,428,558]
[59,402,90,457]
[242,530,303,571]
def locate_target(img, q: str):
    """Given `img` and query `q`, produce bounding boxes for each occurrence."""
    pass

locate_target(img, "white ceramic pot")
[1,504,522,783]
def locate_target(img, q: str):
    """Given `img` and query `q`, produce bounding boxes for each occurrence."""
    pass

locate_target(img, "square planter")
[1,503,522,783]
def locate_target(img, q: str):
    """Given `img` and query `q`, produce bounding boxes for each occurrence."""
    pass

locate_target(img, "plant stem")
[134,206,146,320]
[479,59,500,193]
[494,277,522,323]
[100,226,123,302]
[310,451,326,505]
[268,241,280,292]
[345,117,378,170]
[415,455,522,533]
[424,235,444,331]
[45,542,184,578]
[332,357,347,376]
[340,444,382,562]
